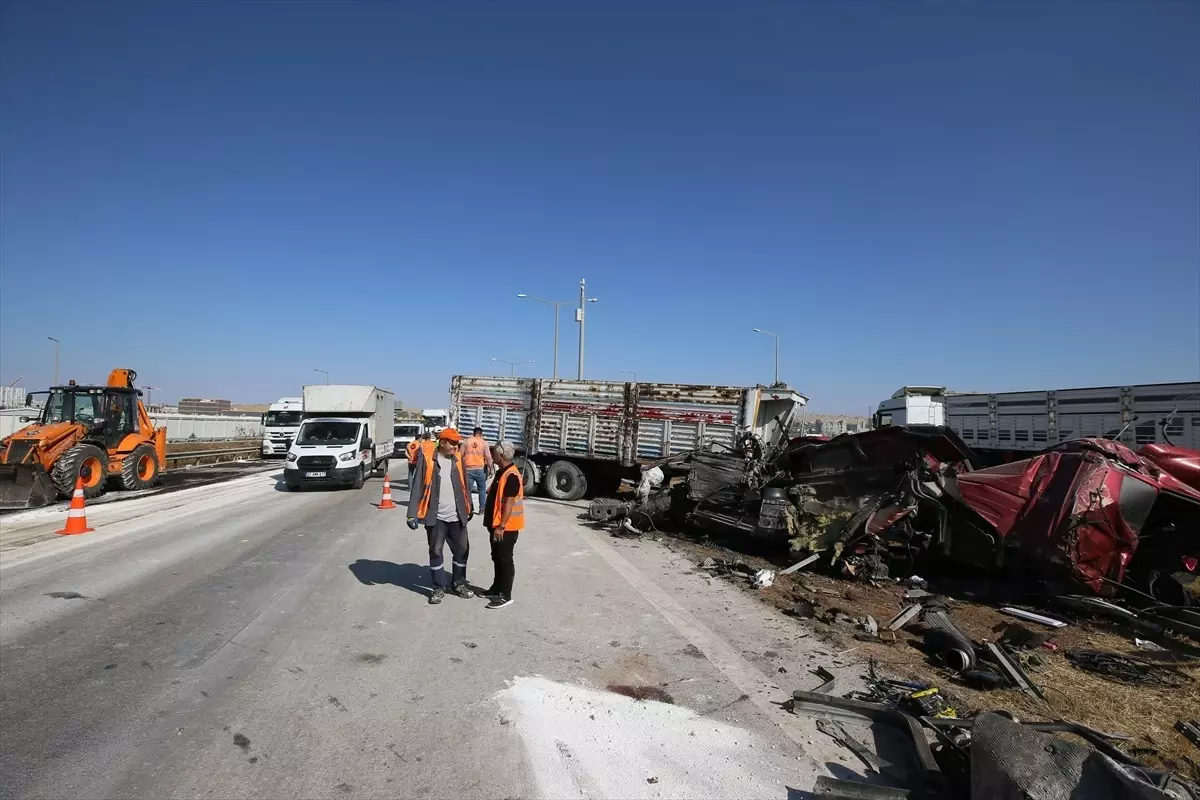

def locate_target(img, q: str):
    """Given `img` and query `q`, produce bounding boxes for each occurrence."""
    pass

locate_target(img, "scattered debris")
[816,718,889,774]
[808,666,836,694]
[1176,720,1200,751]
[904,576,927,590]
[780,552,822,575]
[999,607,1068,629]
[646,776,659,785]
[982,642,1046,702]
[998,623,1051,651]
[786,600,817,619]
[885,603,923,632]
[1065,649,1194,688]
[752,569,775,589]
[903,588,932,600]
[860,615,879,637]
[1134,637,1168,652]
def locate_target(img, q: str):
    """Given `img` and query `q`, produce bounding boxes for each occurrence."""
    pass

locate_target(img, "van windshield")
[394,425,420,437]
[297,421,360,446]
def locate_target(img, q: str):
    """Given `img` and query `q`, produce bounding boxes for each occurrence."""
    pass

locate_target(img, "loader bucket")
[0,464,57,509]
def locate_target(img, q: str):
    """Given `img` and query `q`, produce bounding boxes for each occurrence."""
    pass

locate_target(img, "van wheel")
[543,460,587,501]
[352,464,365,490]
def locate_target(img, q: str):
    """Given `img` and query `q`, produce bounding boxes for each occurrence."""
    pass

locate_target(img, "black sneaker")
[450,584,475,599]
[486,596,514,610]
[428,588,445,605]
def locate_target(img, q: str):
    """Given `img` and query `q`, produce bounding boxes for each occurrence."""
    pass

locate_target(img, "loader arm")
[107,367,167,467]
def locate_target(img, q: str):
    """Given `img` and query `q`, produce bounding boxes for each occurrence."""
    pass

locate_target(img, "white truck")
[450,376,807,501]
[392,420,424,453]
[261,396,304,457]
[284,385,395,491]
[875,382,1200,461]
[421,408,449,432]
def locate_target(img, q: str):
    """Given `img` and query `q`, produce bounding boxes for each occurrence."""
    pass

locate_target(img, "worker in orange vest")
[481,440,525,609]
[460,426,494,515]
[405,436,422,485]
[407,427,475,604]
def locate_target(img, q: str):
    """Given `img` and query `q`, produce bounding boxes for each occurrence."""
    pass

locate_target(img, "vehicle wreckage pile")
[591,425,1200,634]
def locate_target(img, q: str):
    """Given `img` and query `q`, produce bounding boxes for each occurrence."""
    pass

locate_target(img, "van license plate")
[305,471,326,478]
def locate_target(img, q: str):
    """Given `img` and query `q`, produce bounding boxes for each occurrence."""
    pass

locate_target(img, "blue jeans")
[466,469,488,516]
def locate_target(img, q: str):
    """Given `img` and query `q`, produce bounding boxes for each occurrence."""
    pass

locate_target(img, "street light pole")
[490,357,534,377]
[314,368,329,384]
[47,337,59,386]
[621,369,637,382]
[752,328,780,386]
[144,386,160,406]
[576,278,598,380]
[517,294,571,379]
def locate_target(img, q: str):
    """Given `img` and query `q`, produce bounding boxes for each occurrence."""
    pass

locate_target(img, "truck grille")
[297,456,336,470]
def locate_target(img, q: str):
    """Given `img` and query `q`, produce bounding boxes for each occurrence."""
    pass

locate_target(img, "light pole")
[314,368,329,384]
[144,386,161,407]
[621,369,637,382]
[576,278,598,380]
[516,294,572,379]
[490,357,534,377]
[752,328,780,386]
[47,337,59,386]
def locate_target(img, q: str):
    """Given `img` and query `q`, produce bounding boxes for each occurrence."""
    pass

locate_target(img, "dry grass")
[656,533,1200,781]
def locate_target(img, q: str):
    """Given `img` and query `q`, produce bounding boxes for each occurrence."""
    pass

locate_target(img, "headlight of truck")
[286,453,298,462]
[339,452,358,462]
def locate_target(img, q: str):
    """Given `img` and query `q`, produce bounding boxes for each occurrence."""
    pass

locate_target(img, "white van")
[284,385,395,491]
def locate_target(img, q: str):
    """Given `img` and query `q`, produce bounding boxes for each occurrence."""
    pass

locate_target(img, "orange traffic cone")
[378,475,397,510]
[56,475,94,535]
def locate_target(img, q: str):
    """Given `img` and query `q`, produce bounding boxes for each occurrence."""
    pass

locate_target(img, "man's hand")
[467,511,474,523]
[491,528,504,542]
[406,518,419,530]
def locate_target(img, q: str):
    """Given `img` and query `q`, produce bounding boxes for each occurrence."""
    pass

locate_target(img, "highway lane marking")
[573,524,842,772]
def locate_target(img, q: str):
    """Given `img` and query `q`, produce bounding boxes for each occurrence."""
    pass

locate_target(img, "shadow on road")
[348,559,431,596]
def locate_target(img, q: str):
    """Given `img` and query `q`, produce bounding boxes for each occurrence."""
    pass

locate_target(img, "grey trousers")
[426,518,469,588]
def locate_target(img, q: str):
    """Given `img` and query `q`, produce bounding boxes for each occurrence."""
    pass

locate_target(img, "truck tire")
[118,444,159,491]
[543,460,587,502]
[352,463,365,490]
[515,456,540,497]
[52,443,109,500]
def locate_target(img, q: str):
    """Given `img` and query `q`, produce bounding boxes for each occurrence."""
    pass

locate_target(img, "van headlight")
[286,453,298,462]
[339,451,358,462]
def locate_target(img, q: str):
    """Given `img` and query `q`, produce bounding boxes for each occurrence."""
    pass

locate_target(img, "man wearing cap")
[460,426,493,514]
[407,427,475,604]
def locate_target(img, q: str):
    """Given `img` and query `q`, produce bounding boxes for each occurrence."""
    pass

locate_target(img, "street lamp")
[621,369,637,382]
[516,293,572,379]
[314,368,329,384]
[752,328,780,386]
[143,386,161,406]
[490,357,534,377]
[47,337,59,386]
[576,278,599,380]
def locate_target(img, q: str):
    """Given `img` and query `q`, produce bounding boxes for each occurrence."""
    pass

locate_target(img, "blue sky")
[2,1,1197,413]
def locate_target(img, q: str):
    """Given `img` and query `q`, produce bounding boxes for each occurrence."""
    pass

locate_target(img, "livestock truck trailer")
[450,376,808,501]
[875,382,1200,465]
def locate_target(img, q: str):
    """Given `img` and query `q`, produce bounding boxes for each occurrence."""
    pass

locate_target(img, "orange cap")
[438,427,462,443]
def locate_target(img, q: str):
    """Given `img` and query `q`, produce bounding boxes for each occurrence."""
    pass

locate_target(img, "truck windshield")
[394,425,420,437]
[296,421,360,446]
[265,411,303,427]
[43,390,103,425]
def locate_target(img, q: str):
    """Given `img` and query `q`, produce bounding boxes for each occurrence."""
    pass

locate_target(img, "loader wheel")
[52,444,109,501]
[119,444,159,491]
[543,460,587,502]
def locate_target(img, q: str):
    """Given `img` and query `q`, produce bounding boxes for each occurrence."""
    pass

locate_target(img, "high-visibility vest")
[463,435,488,470]
[490,463,525,532]
[419,440,437,464]
[406,440,420,462]
[416,450,471,520]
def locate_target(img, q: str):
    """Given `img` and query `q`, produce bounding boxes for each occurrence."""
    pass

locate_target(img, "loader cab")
[34,385,141,446]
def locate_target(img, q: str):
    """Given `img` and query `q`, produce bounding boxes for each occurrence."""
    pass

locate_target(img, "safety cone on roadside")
[56,475,95,535]
[378,475,397,510]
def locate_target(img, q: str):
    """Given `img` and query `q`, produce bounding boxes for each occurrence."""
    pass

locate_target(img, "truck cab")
[393,421,423,453]
[261,397,303,457]
[284,417,375,490]
[874,386,946,428]
[421,409,448,433]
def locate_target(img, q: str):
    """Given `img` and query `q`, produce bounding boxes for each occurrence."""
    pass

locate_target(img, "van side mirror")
[19,416,33,423]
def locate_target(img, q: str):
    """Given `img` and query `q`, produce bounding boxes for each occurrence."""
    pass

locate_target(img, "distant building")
[230,403,269,414]
[0,386,27,409]
[178,397,232,415]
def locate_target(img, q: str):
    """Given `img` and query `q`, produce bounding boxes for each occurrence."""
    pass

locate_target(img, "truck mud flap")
[0,464,57,509]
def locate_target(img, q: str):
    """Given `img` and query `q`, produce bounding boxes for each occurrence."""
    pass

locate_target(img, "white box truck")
[261,396,304,457]
[284,385,395,491]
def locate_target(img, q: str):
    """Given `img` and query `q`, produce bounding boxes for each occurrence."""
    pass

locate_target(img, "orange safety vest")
[419,440,437,464]
[406,440,420,462]
[463,435,488,470]
[490,463,525,532]
[416,449,472,520]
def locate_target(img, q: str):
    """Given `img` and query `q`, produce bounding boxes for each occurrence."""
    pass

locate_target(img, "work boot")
[450,584,475,599]
[428,588,445,605]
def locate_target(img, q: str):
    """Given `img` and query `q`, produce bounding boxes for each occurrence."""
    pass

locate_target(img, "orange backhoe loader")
[0,368,167,508]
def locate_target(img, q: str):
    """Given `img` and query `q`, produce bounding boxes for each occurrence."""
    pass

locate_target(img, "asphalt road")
[0,464,858,799]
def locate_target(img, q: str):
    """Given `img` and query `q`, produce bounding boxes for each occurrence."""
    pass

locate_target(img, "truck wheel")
[516,457,540,497]
[543,460,587,502]
[52,443,109,500]
[352,464,365,490]
[118,444,159,490]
